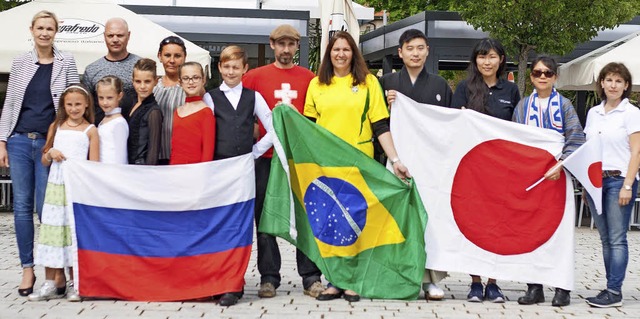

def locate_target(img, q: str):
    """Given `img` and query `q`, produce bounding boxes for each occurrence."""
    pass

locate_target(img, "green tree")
[0,0,29,11]
[356,0,455,22]
[453,0,640,96]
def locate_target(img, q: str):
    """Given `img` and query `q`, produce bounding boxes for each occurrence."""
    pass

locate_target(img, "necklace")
[66,120,83,128]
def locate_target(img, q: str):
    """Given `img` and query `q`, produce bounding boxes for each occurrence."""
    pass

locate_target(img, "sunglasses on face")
[531,69,556,78]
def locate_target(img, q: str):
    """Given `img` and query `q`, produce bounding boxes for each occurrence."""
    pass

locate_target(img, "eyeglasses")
[531,69,556,78]
[180,75,203,83]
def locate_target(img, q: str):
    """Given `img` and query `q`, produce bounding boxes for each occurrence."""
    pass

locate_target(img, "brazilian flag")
[260,105,427,300]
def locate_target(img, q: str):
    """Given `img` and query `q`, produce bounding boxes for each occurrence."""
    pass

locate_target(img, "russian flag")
[62,154,255,301]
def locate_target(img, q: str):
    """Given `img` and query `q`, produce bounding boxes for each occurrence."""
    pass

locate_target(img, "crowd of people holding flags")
[1,8,640,309]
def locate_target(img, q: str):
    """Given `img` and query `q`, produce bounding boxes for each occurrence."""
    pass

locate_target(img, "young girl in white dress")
[96,76,128,164]
[29,84,99,302]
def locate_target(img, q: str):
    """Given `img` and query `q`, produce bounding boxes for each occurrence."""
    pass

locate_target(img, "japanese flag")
[562,137,603,214]
[390,93,575,290]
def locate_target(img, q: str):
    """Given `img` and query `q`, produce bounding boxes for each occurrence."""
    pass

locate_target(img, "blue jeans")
[588,176,638,293]
[7,133,49,268]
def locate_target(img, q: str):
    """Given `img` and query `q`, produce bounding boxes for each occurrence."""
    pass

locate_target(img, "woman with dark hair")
[452,38,520,120]
[584,62,640,308]
[512,55,584,307]
[154,36,187,164]
[452,38,520,303]
[304,31,410,302]
[0,10,78,297]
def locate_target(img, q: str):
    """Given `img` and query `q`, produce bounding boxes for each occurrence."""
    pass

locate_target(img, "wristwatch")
[623,185,632,191]
[390,158,400,165]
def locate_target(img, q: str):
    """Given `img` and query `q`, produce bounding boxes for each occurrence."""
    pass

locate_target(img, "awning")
[0,0,211,75]
[557,31,640,91]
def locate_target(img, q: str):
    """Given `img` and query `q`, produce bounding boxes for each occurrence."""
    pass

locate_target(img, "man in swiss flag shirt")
[243,24,324,299]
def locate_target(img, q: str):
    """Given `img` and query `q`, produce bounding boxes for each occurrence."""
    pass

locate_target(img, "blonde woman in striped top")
[0,10,78,297]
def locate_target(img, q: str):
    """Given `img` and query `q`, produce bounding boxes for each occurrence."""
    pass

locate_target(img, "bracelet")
[390,157,400,165]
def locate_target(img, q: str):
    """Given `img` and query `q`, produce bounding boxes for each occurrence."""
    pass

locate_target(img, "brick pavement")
[1,212,640,319]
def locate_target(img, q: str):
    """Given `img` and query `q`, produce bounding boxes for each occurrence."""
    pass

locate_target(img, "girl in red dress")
[169,62,215,164]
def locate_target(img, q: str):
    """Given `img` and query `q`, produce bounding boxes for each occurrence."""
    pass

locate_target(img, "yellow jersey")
[304,73,389,158]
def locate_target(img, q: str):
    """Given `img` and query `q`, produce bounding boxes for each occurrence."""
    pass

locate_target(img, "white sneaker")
[28,281,65,301]
[66,281,81,302]
[426,283,445,300]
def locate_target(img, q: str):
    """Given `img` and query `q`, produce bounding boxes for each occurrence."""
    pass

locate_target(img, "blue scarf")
[523,88,564,133]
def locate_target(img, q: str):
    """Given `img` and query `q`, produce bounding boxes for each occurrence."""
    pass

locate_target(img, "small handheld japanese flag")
[563,137,603,214]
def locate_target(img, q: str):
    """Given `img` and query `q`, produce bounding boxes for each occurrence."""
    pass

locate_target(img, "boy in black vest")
[203,45,273,306]
[204,45,273,161]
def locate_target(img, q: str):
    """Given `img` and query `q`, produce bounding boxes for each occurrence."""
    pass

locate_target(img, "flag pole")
[525,176,545,192]
[525,156,564,192]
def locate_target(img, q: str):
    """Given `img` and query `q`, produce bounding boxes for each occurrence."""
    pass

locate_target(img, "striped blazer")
[0,46,79,141]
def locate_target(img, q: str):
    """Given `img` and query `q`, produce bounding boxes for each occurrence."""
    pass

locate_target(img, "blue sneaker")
[484,283,505,303]
[467,282,483,302]
[586,289,622,308]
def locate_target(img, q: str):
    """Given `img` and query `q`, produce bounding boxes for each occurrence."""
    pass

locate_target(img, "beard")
[277,53,293,65]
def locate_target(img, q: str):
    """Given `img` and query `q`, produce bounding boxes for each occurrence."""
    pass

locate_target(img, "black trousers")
[254,157,322,289]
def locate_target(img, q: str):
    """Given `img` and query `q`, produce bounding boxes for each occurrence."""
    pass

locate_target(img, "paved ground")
[1,212,640,319]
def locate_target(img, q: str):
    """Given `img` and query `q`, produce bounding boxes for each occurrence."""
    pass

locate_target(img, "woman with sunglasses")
[512,55,584,307]
[584,62,640,308]
[452,38,520,303]
[153,36,187,164]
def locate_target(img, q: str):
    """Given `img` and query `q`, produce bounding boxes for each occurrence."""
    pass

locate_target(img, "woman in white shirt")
[584,62,640,308]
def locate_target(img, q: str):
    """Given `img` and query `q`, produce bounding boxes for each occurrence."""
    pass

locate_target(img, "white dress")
[35,125,93,268]
[98,116,129,164]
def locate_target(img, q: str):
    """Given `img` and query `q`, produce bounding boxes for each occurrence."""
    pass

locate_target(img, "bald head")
[106,17,129,30]
[104,17,131,60]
